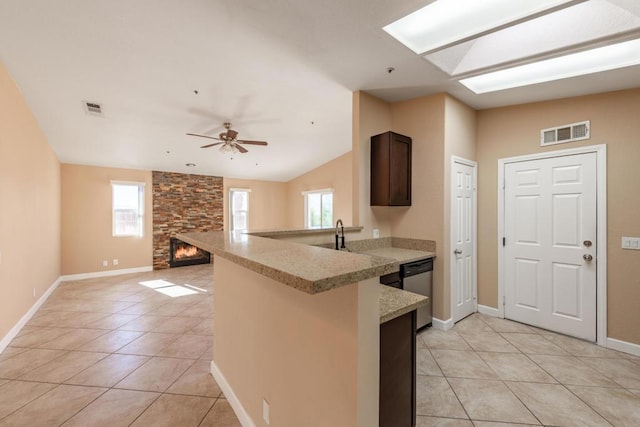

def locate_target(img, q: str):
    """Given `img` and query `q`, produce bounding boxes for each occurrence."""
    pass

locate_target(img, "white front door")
[504,153,597,341]
[452,158,477,322]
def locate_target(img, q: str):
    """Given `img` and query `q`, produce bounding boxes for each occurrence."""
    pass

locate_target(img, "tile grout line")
[484,316,614,426]
[426,346,473,422]
[475,315,621,427]
[464,315,543,426]
[0,265,220,426]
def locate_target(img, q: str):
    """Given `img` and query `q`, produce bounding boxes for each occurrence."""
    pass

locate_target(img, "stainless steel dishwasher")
[400,258,433,329]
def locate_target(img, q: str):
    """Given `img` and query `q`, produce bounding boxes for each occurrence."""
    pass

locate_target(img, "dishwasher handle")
[400,258,433,277]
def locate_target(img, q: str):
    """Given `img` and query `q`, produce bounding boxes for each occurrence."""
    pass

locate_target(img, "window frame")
[302,188,334,228]
[111,181,145,238]
[229,188,251,232]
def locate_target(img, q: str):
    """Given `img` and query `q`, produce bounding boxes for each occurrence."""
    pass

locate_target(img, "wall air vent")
[82,100,104,117]
[540,120,589,147]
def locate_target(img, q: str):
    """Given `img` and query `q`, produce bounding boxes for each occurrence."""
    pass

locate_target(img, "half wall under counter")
[177,231,400,427]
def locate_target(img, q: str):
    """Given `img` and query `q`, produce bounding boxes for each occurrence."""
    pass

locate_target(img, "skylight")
[383,0,577,54]
[459,38,640,93]
[422,0,640,77]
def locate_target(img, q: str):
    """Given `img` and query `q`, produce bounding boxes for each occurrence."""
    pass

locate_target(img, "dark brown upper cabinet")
[370,131,412,206]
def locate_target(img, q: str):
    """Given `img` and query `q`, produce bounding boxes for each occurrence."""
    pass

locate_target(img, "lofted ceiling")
[1,0,639,181]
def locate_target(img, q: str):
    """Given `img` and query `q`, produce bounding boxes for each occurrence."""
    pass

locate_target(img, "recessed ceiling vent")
[82,100,104,117]
[540,120,589,147]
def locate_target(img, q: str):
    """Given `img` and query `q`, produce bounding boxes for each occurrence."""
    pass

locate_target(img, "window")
[112,181,145,237]
[229,188,251,231]
[303,188,333,228]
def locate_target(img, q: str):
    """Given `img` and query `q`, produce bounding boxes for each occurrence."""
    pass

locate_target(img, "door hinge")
[503,237,506,247]
[503,296,506,306]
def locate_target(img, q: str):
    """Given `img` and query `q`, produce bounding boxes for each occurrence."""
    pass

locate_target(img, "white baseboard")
[210,360,256,427]
[60,266,153,282]
[0,277,62,354]
[606,337,640,357]
[477,305,500,317]
[431,317,454,331]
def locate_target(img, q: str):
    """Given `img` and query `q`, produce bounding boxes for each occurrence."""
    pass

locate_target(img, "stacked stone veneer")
[152,171,223,269]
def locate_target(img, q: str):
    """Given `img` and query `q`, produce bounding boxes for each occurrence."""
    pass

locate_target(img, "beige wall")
[387,94,447,319]
[213,256,379,427]
[352,91,393,239]
[477,88,640,345]
[224,155,352,233]
[223,178,289,231]
[286,152,353,228]
[0,62,61,341]
[61,164,152,275]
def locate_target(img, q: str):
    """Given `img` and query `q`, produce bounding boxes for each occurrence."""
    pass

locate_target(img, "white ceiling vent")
[540,120,590,147]
[82,100,104,117]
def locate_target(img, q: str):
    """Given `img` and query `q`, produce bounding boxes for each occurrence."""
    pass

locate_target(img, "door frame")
[498,144,607,345]
[450,156,478,322]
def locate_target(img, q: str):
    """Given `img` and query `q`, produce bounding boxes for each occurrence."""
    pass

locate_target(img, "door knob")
[454,249,462,255]
[583,254,593,261]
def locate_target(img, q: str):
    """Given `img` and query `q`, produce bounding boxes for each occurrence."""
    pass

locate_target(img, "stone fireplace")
[152,171,223,269]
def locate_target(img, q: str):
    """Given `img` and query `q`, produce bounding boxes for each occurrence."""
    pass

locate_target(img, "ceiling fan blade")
[200,142,224,148]
[237,140,268,146]
[227,129,238,140]
[186,133,222,141]
[236,144,249,154]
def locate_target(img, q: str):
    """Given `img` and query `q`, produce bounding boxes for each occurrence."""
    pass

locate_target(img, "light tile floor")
[0,264,240,427]
[2,264,640,426]
[417,314,640,426]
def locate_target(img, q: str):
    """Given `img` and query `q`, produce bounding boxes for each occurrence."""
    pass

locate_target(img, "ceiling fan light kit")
[186,122,268,155]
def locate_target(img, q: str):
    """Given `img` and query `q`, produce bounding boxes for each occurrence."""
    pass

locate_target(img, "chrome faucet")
[335,219,345,250]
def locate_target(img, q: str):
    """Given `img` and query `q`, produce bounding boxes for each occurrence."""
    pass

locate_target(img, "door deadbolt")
[583,240,593,247]
[583,254,593,261]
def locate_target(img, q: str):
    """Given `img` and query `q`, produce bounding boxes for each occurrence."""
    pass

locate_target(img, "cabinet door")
[370,133,391,206]
[389,133,412,205]
[379,311,416,427]
[370,131,412,206]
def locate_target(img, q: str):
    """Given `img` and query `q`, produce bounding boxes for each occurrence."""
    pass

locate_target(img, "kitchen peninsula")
[177,230,429,427]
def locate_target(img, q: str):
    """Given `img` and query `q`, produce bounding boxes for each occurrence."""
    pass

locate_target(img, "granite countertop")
[248,226,363,238]
[176,231,397,295]
[359,247,435,266]
[379,285,429,324]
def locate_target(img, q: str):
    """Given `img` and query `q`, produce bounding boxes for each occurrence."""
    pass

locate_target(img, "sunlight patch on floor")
[138,279,204,297]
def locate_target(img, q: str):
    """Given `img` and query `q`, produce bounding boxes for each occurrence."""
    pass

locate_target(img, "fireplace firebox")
[169,237,211,268]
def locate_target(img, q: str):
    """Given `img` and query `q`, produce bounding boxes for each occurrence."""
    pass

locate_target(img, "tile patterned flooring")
[0,264,240,427]
[1,264,640,426]
[416,314,640,426]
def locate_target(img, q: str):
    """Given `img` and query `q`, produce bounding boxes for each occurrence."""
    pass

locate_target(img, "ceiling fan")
[186,122,268,154]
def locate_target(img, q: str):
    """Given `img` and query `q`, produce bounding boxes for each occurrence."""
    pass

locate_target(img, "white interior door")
[452,158,477,322]
[504,153,597,341]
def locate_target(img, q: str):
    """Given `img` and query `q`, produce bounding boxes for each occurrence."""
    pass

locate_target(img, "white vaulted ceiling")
[0,0,639,181]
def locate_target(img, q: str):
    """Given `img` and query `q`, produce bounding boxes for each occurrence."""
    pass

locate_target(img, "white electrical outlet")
[113,259,119,266]
[102,260,108,267]
[262,399,270,425]
[622,236,640,250]
[373,228,380,238]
